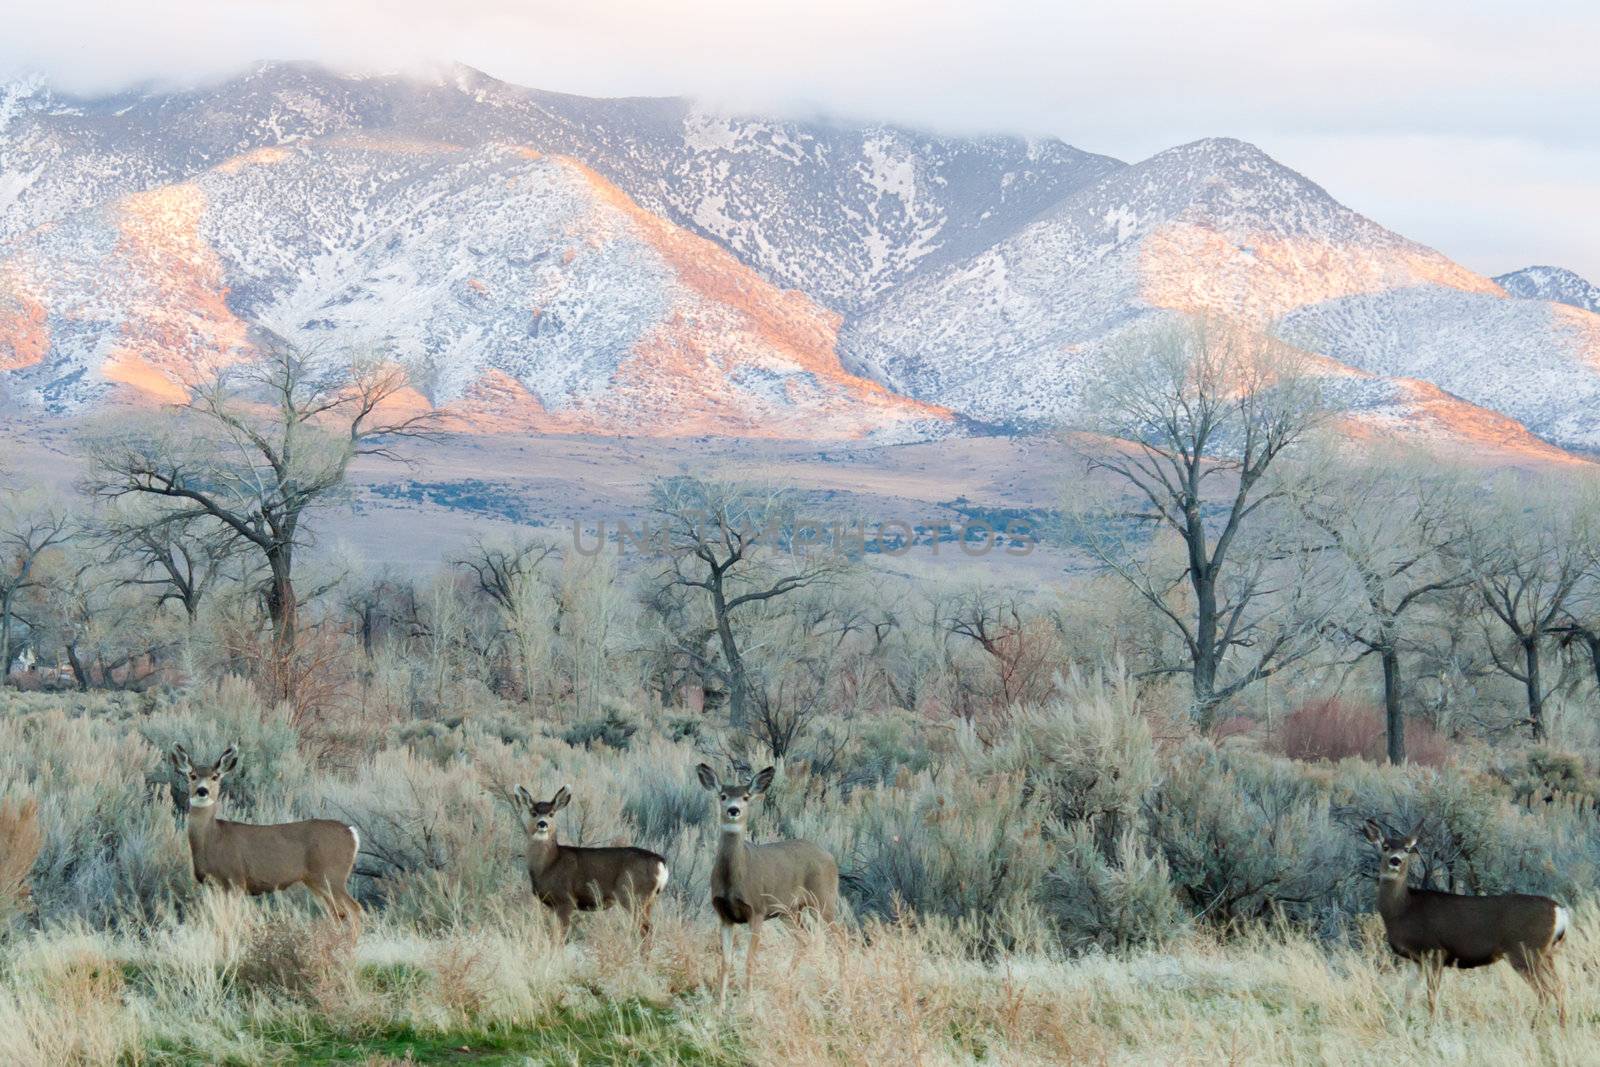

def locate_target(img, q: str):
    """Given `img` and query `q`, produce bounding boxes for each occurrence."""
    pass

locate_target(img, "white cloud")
[2,1,1597,278]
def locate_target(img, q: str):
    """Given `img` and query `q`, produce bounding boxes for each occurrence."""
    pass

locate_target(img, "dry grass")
[0,796,41,925]
[0,890,1594,1065]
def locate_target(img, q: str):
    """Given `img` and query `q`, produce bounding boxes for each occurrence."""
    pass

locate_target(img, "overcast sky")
[4,1,1597,281]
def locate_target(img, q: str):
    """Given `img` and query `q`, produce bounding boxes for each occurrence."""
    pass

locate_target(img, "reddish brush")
[1277,698,1449,767]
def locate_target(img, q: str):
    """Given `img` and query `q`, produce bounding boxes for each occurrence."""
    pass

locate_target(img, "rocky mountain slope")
[843,138,1600,452]
[1493,265,1600,314]
[0,132,948,438]
[2,65,1596,457]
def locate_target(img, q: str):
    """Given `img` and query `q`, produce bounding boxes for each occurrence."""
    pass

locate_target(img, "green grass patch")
[140,999,747,1066]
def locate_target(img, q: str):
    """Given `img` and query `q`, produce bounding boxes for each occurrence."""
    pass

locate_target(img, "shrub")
[0,711,189,925]
[1043,822,1186,952]
[1145,745,1353,930]
[0,797,42,931]
[1276,697,1449,768]
[1277,698,1383,762]
[560,708,638,751]
[233,914,357,1007]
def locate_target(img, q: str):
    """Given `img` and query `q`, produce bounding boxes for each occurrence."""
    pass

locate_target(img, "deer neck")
[527,833,561,875]
[717,826,750,881]
[1376,871,1410,918]
[184,799,221,851]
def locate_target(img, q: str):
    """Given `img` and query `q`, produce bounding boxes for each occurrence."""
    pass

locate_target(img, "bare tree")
[649,477,839,728]
[455,537,559,702]
[1070,315,1331,729]
[1290,448,1470,762]
[1468,475,1597,740]
[941,584,1062,712]
[86,345,438,697]
[0,492,74,682]
[95,500,237,622]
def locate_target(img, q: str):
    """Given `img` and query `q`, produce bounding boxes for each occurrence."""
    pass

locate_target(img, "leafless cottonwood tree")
[455,537,559,701]
[649,477,840,728]
[95,500,237,623]
[1290,448,1470,762]
[1468,475,1598,740]
[942,584,1063,712]
[0,492,74,682]
[1070,315,1331,730]
[86,345,438,699]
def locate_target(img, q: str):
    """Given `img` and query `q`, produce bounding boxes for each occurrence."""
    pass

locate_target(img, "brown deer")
[512,785,669,944]
[170,744,361,926]
[697,763,839,1007]
[1363,819,1569,1023]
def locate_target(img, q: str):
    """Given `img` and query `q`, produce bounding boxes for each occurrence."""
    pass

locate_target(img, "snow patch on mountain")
[1494,265,1600,314]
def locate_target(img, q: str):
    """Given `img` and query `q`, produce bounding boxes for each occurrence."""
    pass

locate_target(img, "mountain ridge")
[1,64,1595,461]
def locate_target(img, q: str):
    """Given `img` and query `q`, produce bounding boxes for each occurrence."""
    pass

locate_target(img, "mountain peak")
[1493,265,1600,314]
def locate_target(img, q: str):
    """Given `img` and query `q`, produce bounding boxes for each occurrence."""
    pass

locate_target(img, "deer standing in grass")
[697,764,839,1007]
[1363,819,1569,1023]
[513,785,669,945]
[170,744,361,927]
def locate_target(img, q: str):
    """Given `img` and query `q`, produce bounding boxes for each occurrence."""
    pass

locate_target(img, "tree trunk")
[1381,645,1404,764]
[65,644,90,691]
[1523,637,1545,741]
[0,597,12,688]
[263,549,297,701]
[709,578,749,728]
[1192,574,1221,731]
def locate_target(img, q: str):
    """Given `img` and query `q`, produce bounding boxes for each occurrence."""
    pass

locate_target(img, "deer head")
[1363,818,1421,881]
[170,743,239,810]
[514,785,571,841]
[697,764,775,833]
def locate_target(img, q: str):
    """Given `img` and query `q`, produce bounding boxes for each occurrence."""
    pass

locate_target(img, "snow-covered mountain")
[0,133,949,438]
[1493,265,1600,314]
[843,138,1600,452]
[2,65,1596,457]
[0,63,1119,313]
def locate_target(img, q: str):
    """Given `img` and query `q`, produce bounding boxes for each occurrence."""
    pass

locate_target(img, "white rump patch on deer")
[1554,905,1570,944]
[655,861,669,894]
[348,825,361,854]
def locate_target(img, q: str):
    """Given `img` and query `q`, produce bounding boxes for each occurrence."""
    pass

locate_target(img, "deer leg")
[1513,952,1566,1028]
[334,886,362,935]
[718,922,733,1010]
[745,915,763,996]
[1423,955,1444,1018]
[1401,959,1427,1017]
[306,882,339,921]
[638,895,655,956]
[552,903,574,946]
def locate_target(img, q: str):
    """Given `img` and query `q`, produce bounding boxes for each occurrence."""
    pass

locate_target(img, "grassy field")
[0,890,1591,1066]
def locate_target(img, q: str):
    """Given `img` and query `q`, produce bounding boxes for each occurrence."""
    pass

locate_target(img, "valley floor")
[1,893,1592,1066]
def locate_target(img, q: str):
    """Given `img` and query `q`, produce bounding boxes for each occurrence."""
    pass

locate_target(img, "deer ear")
[217,744,239,774]
[696,763,719,791]
[514,785,534,811]
[170,744,192,774]
[750,766,776,794]
[1362,819,1383,844]
[551,786,572,812]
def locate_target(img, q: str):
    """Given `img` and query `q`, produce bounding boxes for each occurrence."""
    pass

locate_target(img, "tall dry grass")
[0,890,1593,1065]
[0,797,41,927]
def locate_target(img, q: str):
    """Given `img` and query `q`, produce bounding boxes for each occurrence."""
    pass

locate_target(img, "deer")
[512,784,669,945]
[1363,818,1569,1024]
[170,743,361,928]
[696,763,839,1007]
